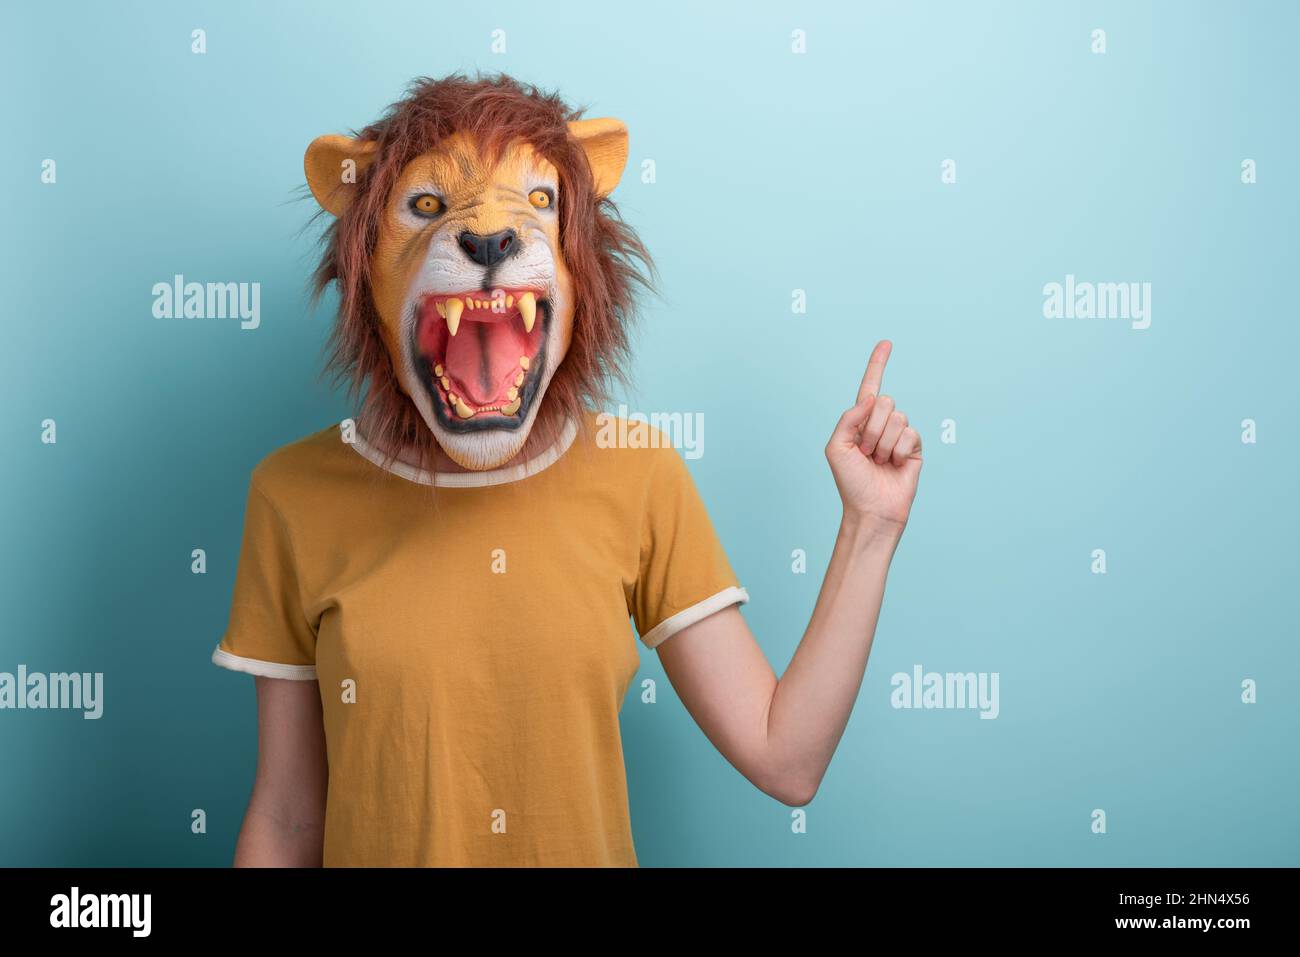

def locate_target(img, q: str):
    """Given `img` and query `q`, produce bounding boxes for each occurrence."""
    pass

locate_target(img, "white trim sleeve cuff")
[639,585,750,650]
[211,647,319,681]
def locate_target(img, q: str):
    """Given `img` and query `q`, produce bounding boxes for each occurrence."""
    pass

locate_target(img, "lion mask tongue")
[443,312,529,406]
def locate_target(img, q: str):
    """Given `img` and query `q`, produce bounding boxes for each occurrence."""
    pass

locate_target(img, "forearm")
[763,515,901,802]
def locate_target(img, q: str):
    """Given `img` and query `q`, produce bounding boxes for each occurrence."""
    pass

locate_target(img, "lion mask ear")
[567,117,628,197]
[305,134,380,216]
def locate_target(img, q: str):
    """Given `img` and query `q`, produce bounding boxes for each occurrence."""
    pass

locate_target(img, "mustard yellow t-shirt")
[211,411,747,867]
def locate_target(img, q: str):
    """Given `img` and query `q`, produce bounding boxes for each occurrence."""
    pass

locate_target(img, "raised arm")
[656,340,921,806]
[233,676,329,866]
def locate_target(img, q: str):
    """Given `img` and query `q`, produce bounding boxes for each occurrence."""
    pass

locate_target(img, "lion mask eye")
[528,189,553,210]
[411,194,444,217]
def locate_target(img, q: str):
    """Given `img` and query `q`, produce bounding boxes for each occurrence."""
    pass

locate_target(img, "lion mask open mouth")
[412,289,551,431]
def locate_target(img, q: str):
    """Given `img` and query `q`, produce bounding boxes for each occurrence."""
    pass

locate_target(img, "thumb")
[829,394,875,447]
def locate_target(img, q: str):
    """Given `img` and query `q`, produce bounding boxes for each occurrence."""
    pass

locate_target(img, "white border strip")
[640,586,750,650]
[348,417,579,488]
[212,647,318,681]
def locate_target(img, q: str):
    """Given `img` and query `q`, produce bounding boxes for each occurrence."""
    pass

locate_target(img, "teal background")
[3,0,1296,866]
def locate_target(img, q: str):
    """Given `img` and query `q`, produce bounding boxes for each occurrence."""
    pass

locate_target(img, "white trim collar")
[347,417,580,488]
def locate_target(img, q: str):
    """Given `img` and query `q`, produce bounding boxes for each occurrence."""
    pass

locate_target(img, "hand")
[824,340,922,535]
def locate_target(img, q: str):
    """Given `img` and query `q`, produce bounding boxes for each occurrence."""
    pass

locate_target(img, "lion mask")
[305,74,650,471]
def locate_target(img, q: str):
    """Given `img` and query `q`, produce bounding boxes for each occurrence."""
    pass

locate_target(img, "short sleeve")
[630,447,749,649]
[210,478,318,680]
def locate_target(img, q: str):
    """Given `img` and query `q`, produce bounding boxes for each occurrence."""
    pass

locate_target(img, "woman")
[213,74,922,866]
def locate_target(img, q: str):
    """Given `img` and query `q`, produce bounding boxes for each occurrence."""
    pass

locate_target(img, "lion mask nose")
[458,229,517,267]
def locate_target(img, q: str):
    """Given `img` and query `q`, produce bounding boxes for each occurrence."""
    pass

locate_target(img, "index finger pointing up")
[857,339,893,402]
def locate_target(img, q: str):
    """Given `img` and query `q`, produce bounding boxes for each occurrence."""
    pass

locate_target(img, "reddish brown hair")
[312,73,653,466]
